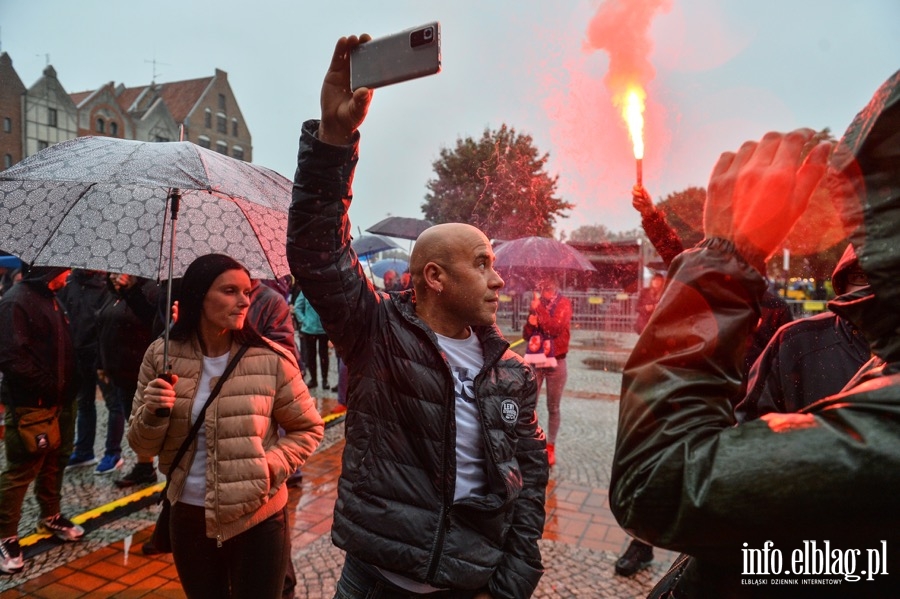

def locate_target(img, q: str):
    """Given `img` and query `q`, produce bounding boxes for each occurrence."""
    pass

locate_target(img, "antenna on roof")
[36,53,50,66]
[144,56,171,83]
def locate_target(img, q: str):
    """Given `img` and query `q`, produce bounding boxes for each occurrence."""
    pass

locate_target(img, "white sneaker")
[0,536,24,574]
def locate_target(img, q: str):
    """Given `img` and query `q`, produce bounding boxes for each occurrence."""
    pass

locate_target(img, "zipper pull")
[217,534,223,548]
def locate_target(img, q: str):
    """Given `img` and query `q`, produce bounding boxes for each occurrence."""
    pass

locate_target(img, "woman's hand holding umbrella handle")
[146,373,178,418]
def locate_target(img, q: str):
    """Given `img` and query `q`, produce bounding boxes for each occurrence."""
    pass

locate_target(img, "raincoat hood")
[829,243,860,296]
[828,68,900,366]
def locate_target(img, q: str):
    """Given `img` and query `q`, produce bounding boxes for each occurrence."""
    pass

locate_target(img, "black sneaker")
[114,463,158,488]
[615,539,654,577]
[0,536,23,574]
[36,514,84,542]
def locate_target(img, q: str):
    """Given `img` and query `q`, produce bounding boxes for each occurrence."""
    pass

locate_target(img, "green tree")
[422,125,573,239]
[655,186,706,249]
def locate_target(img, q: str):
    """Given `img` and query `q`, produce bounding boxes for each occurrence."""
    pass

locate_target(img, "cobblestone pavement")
[0,329,677,597]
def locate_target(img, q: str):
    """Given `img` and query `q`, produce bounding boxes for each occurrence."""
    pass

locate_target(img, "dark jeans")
[334,554,482,599]
[171,502,289,599]
[301,333,330,384]
[96,380,133,457]
[0,398,76,537]
[72,356,101,457]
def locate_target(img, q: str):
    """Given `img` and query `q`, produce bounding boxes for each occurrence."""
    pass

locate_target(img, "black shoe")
[307,379,318,389]
[115,463,158,488]
[329,385,340,392]
[142,540,164,555]
[615,540,654,577]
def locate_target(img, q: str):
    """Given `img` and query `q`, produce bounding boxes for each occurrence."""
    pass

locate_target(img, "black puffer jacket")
[0,270,75,408]
[286,120,547,598]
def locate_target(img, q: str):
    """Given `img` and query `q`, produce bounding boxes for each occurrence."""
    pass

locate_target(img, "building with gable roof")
[70,81,134,140]
[0,53,27,169]
[22,64,79,158]
[0,56,253,169]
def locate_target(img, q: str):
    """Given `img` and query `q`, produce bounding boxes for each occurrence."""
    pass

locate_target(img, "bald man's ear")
[422,262,444,294]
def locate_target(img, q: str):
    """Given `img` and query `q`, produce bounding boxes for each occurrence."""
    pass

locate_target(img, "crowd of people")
[0,31,898,599]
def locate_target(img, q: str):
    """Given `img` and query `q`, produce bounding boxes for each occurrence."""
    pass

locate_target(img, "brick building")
[0,55,252,169]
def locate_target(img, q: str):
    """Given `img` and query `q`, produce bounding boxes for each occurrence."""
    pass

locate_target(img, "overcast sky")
[2,0,898,238]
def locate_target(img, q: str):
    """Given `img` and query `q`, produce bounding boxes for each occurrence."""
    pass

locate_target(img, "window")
[232,146,244,160]
[198,136,211,149]
[231,118,238,137]
[216,141,228,155]
[216,113,226,134]
[2,117,10,133]
[110,122,118,136]
[48,108,58,127]
[96,118,105,133]
[38,140,49,151]
[4,154,12,169]
[204,109,212,128]
[218,93,226,110]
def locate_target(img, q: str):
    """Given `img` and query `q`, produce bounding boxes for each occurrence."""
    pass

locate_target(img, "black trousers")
[170,502,289,599]
[301,333,330,384]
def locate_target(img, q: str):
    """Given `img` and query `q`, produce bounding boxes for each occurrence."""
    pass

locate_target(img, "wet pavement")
[0,328,676,597]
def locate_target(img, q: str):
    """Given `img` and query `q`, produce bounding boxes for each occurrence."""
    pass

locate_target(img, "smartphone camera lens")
[410,26,435,48]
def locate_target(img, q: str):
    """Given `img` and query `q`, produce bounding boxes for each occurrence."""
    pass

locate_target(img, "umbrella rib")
[28,182,98,269]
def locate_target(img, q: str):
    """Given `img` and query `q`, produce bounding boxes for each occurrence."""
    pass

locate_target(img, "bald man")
[286,35,549,599]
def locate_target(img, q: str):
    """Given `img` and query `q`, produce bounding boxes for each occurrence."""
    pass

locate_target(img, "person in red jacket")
[522,276,572,467]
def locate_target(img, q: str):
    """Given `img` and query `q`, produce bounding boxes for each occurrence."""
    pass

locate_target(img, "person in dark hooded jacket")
[286,35,548,599]
[610,70,900,597]
[734,243,872,422]
[0,266,85,574]
[96,273,162,487]
[57,269,109,469]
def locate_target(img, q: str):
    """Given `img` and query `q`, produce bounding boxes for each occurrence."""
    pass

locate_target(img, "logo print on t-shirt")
[452,366,475,404]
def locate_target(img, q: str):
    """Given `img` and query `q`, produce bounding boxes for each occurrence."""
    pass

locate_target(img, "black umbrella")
[351,234,401,257]
[367,216,433,241]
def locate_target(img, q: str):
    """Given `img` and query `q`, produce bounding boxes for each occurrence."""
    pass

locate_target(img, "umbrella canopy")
[492,236,597,282]
[371,258,409,277]
[351,234,401,257]
[367,216,433,241]
[0,136,291,279]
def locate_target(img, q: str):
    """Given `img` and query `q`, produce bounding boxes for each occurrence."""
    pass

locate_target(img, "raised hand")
[631,185,654,216]
[318,35,374,145]
[703,129,832,271]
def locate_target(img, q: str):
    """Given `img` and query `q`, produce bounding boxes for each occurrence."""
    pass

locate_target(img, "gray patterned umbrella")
[0,136,291,279]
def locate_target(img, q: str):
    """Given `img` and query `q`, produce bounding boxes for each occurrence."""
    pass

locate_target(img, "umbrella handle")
[159,187,181,418]
[155,371,174,417]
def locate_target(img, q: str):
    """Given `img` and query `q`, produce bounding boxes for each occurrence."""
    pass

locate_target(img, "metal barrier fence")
[498,290,827,334]
[498,290,638,334]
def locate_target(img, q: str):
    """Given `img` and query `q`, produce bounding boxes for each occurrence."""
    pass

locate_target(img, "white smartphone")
[350,22,442,91]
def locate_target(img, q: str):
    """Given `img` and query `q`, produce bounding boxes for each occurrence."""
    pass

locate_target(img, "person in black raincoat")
[735,243,872,422]
[610,69,900,597]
